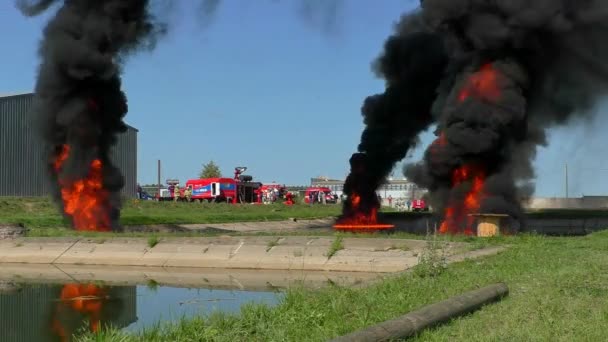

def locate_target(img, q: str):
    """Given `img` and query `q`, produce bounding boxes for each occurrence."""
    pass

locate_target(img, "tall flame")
[53,144,112,231]
[51,283,107,342]
[436,64,498,234]
[439,164,486,235]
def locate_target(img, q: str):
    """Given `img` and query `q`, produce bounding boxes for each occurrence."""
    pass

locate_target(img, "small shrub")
[414,225,448,278]
[148,236,160,248]
[266,237,281,252]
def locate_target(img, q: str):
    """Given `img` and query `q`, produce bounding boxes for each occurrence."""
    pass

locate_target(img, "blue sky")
[1,1,607,197]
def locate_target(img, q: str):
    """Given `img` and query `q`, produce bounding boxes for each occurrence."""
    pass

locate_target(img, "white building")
[310,176,427,205]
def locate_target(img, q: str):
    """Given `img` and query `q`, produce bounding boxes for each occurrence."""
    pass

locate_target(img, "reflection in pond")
[0,282,279,342]
[0,282,136,342]
[51,283,117,341]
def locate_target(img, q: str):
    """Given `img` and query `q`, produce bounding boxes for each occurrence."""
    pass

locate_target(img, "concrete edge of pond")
[0,236,506,274]
[0,263,386,291]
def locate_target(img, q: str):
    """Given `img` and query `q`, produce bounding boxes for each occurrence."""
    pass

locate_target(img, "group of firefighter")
[173,185,192,202]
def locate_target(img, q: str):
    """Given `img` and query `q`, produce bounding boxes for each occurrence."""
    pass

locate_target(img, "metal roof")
[0,91,139,132]
[0,91,32,98]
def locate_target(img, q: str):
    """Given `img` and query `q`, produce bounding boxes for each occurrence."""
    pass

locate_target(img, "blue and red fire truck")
[157,167,295,204]
[180,167,262,203]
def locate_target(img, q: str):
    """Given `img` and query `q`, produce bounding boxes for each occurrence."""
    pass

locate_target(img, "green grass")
[0,197,344,228]
[75,231,608,341]
[5,196,607,232]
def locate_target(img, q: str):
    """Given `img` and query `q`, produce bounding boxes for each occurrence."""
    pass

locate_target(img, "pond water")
[0,282,281,342]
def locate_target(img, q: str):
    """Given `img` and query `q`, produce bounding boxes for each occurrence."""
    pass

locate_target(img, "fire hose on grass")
[329,283,509,342]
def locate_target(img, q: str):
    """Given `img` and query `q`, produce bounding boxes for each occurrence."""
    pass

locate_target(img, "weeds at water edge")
[326,236,344,259]
[147,236,160,248]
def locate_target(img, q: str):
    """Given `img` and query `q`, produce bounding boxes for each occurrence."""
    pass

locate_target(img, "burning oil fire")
[333,193,394,231]
[436,64,498,235]
[345,1,608,239]
[335,153,395,231]
[439,164,486,235]
[53,144,112,231]
[51,283,107,341]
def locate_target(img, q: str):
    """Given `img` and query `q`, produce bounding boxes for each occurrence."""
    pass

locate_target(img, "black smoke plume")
[17,0,344,231]
[339,15,448,222]
[344,0,608,233]
[17,0,165,230]
[188,0,345,34]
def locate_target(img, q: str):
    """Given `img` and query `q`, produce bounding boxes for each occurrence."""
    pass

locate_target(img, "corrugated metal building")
[0,93,138,198]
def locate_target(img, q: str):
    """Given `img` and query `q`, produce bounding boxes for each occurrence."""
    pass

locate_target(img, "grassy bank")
[0,197,344,228]
[78,231,608,341]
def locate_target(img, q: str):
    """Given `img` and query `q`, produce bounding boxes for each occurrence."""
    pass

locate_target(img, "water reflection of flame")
[51,283,108,342]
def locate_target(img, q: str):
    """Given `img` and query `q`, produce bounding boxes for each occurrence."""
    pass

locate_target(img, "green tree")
[199,160,222,178]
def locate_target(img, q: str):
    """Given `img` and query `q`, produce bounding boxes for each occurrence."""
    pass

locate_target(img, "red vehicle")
[185,177,237,202]
[304,187,337,204]
[411,199,428,212]
[184,166,262,203]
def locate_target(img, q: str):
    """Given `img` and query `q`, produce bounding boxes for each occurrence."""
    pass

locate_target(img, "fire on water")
[333,193,395,231]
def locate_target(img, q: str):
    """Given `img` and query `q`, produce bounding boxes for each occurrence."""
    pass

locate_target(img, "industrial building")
[0,93,138,198]
[310,176,428,203]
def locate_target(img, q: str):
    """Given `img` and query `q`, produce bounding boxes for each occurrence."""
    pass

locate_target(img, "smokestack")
[346,1,608,234]
[18,0,165,231]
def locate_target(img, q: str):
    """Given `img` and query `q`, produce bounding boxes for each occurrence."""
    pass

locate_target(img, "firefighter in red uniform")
[284,192,294,205]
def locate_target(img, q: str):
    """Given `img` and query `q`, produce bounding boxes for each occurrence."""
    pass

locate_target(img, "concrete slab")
[0,236,506,274]
[0,263,382,290]
[0,239,76,264]
[179,218,335,233]
[53,239,152,266]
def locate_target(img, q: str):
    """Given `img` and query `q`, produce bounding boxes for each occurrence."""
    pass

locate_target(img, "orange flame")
[51,283,107,342]
[436,63,500,235]
[333,192,394,231]
[439,164,486,235]
[53,144,112,231]
[458,63,501,102]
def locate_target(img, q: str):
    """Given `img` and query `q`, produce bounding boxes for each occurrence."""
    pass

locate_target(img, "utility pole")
[157,159,161,198]
[565,163,569,199]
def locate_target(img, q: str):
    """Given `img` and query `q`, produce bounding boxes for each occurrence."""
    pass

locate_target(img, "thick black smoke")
[188,0,345,34]
[18,0,164,230]
[345,0,608,232]
[17,0,346,230]
[339,14,448,222]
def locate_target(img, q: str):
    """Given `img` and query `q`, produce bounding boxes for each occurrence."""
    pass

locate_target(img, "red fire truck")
[185,177,237,202]
[184,166,262,203]
[411,199,429,212]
